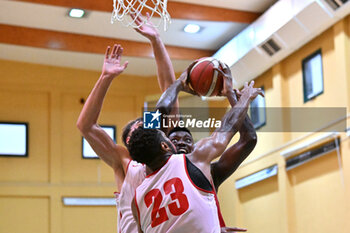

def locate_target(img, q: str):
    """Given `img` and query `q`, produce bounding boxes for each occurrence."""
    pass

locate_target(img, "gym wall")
[0,60,159,233]
[217,15,350,233]
[0,14,349,233]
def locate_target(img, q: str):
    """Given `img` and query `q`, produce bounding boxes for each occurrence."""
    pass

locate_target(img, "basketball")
[189,57,224,97]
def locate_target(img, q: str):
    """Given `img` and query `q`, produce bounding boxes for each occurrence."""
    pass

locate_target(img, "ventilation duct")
[214,0,350,87]
[260,38,281,56]
[285,138,340,170]
[324,0,349,10]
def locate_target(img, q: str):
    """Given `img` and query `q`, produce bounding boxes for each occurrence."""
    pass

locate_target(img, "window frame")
[302,49,324,103]
[0,122,29,157]
[249,86,266,130]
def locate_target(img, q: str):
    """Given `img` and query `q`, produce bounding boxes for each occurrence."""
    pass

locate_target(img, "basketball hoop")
[111,0,171,31]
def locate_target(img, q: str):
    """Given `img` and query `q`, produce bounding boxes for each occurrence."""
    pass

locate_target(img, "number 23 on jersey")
[144,177,189,227]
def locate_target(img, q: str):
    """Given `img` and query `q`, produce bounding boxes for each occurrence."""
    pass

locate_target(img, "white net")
[111,0,171,31]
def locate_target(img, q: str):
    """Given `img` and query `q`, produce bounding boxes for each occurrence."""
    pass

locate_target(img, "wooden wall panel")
[0,197,49,233]
[0,90,49,182]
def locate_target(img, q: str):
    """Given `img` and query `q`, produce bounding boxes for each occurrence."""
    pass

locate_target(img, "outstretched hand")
[240,81,264,101]
[102,44,128,79]
[178,61,197,95]
[131,13,159,40]
[221,227,247,232]
[216,62,234,97]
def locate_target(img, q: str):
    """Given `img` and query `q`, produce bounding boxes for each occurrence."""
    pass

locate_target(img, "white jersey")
[135,154,220,233]
[115,160,146,233]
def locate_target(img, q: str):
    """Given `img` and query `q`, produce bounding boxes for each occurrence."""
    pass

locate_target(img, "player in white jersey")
[115,160,146,233]
[128,81,263,233]
[135,154,220,233]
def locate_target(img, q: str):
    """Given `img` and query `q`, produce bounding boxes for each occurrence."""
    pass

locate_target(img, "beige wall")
[1,15,350,233]
[218,15,350,233]
[0,60,160,233]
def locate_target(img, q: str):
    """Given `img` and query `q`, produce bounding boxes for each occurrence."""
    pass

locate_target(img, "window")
[302,49,324,102]
[82,125,116,159]
[249,86,266,129]
[0,122,28,157]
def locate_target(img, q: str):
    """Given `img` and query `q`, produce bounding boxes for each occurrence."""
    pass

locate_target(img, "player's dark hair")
[167,126,192,137]
[127,128,166,165]
[122,117,143,146]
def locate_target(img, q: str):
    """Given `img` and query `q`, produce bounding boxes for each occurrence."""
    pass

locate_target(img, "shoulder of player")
[184,152,206,170]
[188,138,216,161]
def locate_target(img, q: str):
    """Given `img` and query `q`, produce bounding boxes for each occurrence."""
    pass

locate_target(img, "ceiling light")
[183,24,201,34]
[68,8,85,18]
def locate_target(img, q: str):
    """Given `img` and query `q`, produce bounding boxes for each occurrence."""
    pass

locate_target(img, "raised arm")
[154,69,196,135]
[190,80,263,168]
[132,13,186,127]
[211,116,257,191]
[76,44,130,189]
[210,66,258,191]
[156,69,196,115]
[132,13,175,92]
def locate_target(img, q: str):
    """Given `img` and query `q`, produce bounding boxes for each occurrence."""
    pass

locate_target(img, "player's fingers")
[131,13,139,23]
[145,12,155,27]
[234,89,242,96]
[111,44,118,57]
[186,89,196,95]
[244,81,248,88]
[222,227,247,232]
[217,61,229,73]
[233,227,247,231]
[134,26,142,34]
[131,14,142,28]
[187,88,198,96]
[214,68,226,76]
[259,90,265,97]
[218,61,226,69]
[105,46,111,59]
[122,61,129,69]
[224,63,230,70]
[116,46,123,59]
[219,63,228,73]
[187,61,197,72]
[115,45,121,59]
[115,44,121,56]
[179,71,190,84]
[222,62,230,71]
[255,87,264,96]
[135,13,143,24]
[249,80,255,87]
[215,68,231,80]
